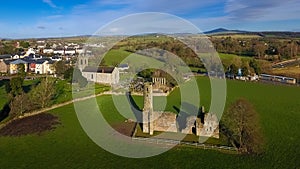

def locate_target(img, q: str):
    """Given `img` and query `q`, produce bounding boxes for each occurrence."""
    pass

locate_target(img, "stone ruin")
[142,83,219,138]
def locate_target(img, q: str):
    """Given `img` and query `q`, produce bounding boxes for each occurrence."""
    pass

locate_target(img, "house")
[50,55,62,61]
[0,60,11,73]
[45,60,55,74]
[25,48,36,56]
[35,60,47,74]
[65,48,76,55]
[9,59,29,74]
[43,48,54,54]
[35,59,55,74]
[12,54,20,59]
[0,54,12,61]
[82,66,119,85]
[53,48,65,55]
[29,61,36,72]
[118,63,129,71]
[75,48,84,54]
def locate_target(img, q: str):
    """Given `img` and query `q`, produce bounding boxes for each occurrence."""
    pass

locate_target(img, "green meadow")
[0,77,299,168]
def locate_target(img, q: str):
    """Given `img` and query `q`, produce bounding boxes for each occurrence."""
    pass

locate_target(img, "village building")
[117,63,130,71]
[0,54,12,61]
[9,59,29,74]
[0,60,11,73]
[43,48,54,54]
[82,66,119,85]
[35,59,55,74]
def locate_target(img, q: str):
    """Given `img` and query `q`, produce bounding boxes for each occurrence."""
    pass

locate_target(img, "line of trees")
[211,37,300,60]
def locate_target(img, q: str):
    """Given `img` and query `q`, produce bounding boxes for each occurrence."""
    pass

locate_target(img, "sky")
[0,0,300,39]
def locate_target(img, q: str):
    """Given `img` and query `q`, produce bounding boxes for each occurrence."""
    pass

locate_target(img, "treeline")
[0,40,30,55]
[1,62,88,121]
[211,37,299,60]
[114,35,203,68]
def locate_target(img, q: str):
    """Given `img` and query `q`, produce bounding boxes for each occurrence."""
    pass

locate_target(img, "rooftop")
[82,66,115,73]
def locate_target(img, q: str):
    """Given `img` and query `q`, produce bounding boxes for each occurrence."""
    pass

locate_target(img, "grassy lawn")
[0,77,299,168]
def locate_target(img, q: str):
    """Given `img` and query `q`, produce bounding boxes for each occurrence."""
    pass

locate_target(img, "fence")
[132,137,237,152]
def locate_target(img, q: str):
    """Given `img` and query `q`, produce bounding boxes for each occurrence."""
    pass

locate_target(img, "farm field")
[0,77,299,168]
[271,66,300,80]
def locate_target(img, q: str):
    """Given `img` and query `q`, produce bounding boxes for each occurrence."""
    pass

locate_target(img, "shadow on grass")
[125,92,143,128]
[0,103,10,122]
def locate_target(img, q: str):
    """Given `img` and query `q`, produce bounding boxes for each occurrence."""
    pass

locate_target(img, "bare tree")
[30,77,56,108]
[222,98,264,154]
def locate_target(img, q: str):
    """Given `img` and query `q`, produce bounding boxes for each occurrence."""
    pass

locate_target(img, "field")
[271,66,300,79]
[0,77,299,168]
[103,49,164,69]
[210,34,262,39]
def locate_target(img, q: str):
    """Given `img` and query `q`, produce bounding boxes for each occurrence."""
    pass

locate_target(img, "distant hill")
[204,28,248,35]
[204,28,300,38]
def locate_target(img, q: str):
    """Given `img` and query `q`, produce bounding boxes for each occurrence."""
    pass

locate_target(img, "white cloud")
[42,0,57,8]
[224,0,300,21]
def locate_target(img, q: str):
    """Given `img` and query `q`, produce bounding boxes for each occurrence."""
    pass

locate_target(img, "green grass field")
[103,49,164,69]
[0,77,299,168]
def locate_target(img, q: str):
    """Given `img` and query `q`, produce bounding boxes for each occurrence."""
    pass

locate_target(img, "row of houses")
[43,47,84,55]
[0,55,57,74]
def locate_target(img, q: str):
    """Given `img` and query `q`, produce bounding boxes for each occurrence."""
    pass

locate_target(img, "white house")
[82,66,119,85]
[25,48,36,56]
[35,60,55,74]
[43,48,54,54]
[53,48,65,55]
[65,48,76,55]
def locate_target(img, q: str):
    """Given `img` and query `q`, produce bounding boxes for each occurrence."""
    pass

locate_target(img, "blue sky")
[0,0,300,38]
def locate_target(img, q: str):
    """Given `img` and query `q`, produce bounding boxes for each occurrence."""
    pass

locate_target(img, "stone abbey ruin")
[142,83,219,138]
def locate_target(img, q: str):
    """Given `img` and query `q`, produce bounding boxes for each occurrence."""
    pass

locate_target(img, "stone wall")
[142,83,219,138]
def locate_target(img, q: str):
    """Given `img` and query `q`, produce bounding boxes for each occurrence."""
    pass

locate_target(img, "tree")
[241,66,249,76]
[19,41,30,48]
[63,67,74,82]
[222,98,264,154]
[17,64,26,79]
[30,77,56,108]
[10,77,24,96]
[54,61,68,76]
[249,59,261,74]
[228,64,238,76]
[9,92,31,117]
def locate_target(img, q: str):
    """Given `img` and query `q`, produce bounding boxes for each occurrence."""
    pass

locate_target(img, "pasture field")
[103,49,164,69]
[0,77,299,168]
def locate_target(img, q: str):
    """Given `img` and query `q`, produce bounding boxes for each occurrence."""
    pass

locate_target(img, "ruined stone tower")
[143,83,154,135]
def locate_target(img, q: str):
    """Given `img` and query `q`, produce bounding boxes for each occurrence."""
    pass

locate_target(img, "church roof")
[82,66,115,73]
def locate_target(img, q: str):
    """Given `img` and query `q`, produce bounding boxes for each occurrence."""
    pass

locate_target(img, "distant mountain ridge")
[204,28,248,35]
